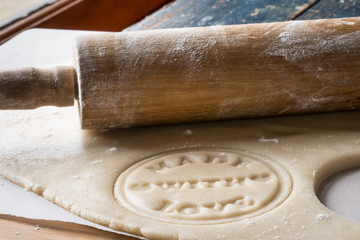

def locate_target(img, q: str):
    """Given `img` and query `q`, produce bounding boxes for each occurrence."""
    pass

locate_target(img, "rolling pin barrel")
[1,17,360,129]
[74,17,360,129]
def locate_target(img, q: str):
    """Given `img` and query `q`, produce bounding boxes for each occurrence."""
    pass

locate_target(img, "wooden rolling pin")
[1,17,360,129]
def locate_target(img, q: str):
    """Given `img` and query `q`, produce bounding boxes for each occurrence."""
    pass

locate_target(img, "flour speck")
[258,136,279,144]
[316,213,329,220]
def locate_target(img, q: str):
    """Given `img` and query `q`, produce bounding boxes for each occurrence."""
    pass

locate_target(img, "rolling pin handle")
[0,66,75,109]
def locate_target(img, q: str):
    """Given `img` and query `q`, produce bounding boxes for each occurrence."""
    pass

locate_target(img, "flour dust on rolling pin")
[1,17,360,129]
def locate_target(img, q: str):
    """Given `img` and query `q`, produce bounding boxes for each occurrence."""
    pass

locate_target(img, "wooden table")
[1,0,359,239]
[126,0,360,31]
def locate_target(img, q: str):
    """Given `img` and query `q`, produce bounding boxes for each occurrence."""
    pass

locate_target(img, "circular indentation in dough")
[114,149,292,224]
[317,167,360,223]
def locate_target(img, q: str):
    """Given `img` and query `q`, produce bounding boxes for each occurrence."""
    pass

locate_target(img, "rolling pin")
[1,17,360,129]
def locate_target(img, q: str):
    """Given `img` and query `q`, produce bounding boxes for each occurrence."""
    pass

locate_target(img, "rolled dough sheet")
[0,176,140,237]
[0,106,360,239]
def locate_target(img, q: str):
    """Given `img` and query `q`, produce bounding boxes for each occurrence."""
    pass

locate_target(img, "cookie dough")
[1,107,360,239]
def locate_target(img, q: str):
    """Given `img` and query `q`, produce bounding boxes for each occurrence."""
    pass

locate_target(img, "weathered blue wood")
[297,0,360,19]
[126,0,315,30]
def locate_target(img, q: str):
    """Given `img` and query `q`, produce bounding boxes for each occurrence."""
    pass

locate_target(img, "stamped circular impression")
[114,149,292,224]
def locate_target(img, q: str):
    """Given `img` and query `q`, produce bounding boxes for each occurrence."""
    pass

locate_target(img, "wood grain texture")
[0,215,139,240]
[0,0,80,45]
[36,0,171,31]
[74,17,360,129]
[0,0,171,45]
[125,0,315,31]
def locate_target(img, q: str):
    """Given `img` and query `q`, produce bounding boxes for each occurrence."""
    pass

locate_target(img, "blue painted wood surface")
[127,0,315,30]
[298,0,360,19]
[126,0,360,30]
